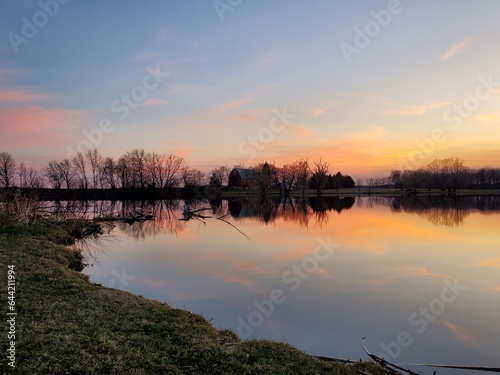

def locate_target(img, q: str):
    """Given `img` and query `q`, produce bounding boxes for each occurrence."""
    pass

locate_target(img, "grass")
[0,223,389,374]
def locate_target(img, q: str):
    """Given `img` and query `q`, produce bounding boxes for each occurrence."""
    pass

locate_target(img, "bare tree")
[101,157,118,188]
[59,159,75,188]
[44,160,74,188]
[162,154,185,189]
[85,149,102,188]
[209,165,230,186]
[311,158,329,194]
[295,159,310,196]
[181,167,206,189]
[18,163,27,188]
[72,152,88,189]
[0,151,16,188]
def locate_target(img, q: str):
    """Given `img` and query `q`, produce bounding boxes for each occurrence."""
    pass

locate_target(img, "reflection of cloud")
[371,266,450,289]
[218,272,257,289]
[440,36,474,61]
[442,321,476,344]
[492,286,500,293]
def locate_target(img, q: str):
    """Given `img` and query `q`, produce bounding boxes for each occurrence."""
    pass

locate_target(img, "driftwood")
[361,337,419,375]
[216,213,249,240]
[179,207,211,222]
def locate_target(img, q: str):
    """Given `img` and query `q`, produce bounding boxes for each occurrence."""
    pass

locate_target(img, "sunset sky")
[1,0,500,177]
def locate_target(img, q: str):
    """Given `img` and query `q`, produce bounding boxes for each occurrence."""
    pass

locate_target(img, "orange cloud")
[475,112,500,123]
[479,258,500,268]
[440,36,474,61]
[216,96,254,113]
[442,321,476,344]
[0,89,51,103]
[286,123,315,138]
[141,97,167,106]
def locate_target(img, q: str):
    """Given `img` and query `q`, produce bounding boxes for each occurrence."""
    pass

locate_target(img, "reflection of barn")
[228,168,259,189]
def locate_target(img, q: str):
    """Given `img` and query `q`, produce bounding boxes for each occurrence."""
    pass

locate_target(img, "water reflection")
[42,195,500,236]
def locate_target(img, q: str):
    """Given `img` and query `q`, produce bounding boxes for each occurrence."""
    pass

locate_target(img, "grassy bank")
[0,223,387,374]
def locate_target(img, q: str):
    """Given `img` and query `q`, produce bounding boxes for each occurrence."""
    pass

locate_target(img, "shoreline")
[1,187,500,202]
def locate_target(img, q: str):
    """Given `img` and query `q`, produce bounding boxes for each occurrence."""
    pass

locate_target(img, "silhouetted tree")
[0,151,16,188]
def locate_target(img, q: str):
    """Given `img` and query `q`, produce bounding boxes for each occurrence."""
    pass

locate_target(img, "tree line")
[0,150,356,193]
[1,151,498,192]
[386,158,500,190]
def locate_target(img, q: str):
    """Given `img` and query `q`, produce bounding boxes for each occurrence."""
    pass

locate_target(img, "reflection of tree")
[115,200,183,239]
[226,196,355,228]
[423,209,467,227]
[364,195,500,227]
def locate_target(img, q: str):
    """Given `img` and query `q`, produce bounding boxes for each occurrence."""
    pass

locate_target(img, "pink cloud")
[440,36,474,61]
[0,106,83,150]
[314,108,325,117]
[0,89,51,103]
[172,144,195,158]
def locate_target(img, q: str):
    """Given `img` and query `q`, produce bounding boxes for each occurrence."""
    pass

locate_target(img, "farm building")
[228,168,259,188]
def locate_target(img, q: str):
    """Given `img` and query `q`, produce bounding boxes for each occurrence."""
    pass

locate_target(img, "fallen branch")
[361,337,418,375]
[216,214,249,240]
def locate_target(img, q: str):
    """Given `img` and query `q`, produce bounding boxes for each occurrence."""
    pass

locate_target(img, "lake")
[79,196,500,374]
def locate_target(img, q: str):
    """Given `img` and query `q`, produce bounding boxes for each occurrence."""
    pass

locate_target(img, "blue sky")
[1,0,500,177]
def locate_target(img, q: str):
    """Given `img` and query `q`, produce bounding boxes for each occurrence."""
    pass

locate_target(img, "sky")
[1,0,500,178]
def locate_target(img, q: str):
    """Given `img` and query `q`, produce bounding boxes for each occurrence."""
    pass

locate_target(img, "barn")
[227,168,259,188]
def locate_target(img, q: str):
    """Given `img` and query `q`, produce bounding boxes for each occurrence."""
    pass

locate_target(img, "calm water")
[79,196,500,374]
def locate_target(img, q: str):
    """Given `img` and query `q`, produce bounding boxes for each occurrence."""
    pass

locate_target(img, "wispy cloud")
[377,98,452,116]
[314,108,325,117]
[215,96,254,113]
[0,89,51,103]
[440,36,474,61]
[0,107,83,152]
[141,97,168,107]
[475,112,500,123]
[479,258,500,268]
